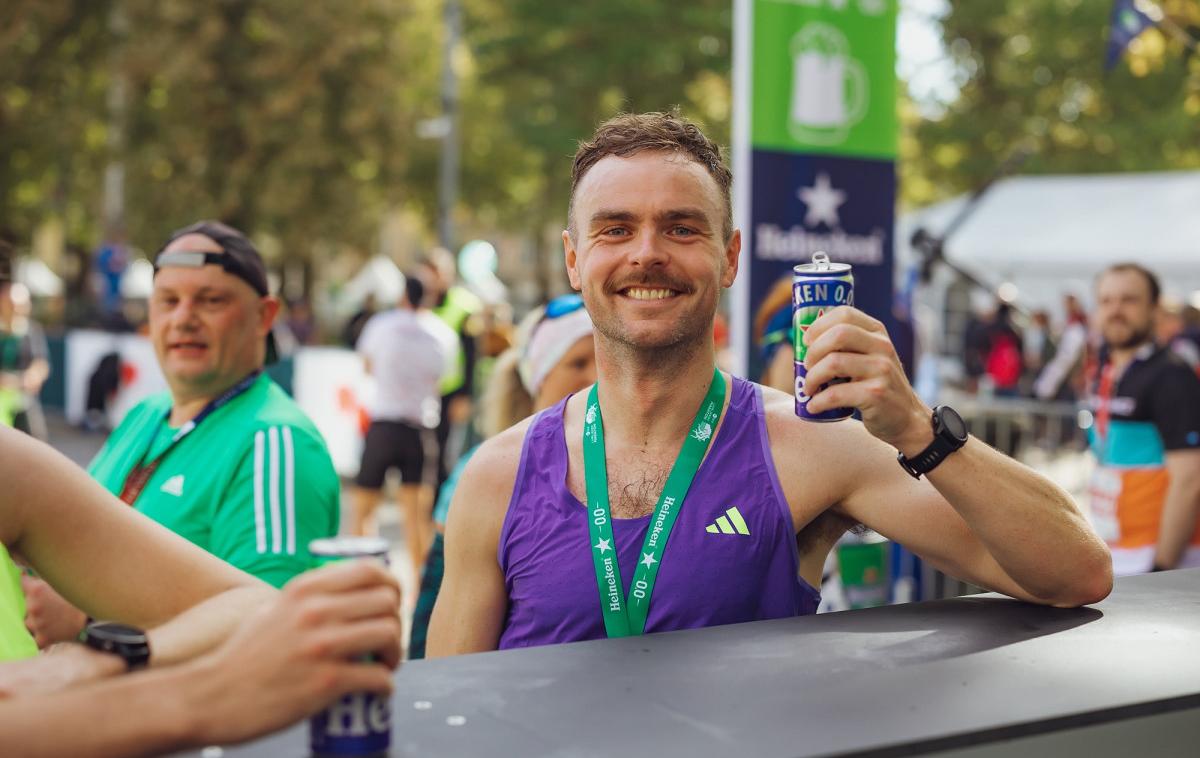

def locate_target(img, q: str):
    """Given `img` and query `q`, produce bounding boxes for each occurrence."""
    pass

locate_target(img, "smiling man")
[1088,263,1200,575]
[23,221,340,648]
[427,111,1112,655]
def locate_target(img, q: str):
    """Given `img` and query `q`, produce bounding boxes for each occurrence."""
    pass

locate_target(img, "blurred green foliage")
[903,0,1200,207]
[2,0,1197,274]
[0,0,731,275]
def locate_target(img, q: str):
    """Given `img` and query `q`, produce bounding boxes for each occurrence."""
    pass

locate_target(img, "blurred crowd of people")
[960,291,1200,406]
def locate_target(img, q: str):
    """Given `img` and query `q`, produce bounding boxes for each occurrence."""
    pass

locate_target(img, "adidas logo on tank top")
[705,506,750,535]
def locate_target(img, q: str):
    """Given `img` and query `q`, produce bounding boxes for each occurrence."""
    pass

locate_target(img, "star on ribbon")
[594,538,612,554]
[640,552,658,568]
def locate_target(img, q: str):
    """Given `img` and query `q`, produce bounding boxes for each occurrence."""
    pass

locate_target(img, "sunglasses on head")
[542,294,585,321]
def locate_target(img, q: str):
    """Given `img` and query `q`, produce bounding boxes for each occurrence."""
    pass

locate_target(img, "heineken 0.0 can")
[308,536,392,758]
[793,252,854,422]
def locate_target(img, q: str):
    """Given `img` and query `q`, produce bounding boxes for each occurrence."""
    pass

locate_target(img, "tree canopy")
[903,0,1200,207]
[3,0,1196,294]
[1,0,730,279]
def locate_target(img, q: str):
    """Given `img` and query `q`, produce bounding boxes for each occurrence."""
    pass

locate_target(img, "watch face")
[87,621,147,644]
[939,407,968,441]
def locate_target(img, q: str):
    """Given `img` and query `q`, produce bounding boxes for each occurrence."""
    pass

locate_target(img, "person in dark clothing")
[342,293,377,348]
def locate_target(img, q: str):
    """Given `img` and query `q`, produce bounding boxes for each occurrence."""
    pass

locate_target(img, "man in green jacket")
[23,221,341,647]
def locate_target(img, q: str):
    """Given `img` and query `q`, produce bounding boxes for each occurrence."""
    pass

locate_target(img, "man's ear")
[564,230,582,291]
[720,229,742,289]
[259,296,282,336]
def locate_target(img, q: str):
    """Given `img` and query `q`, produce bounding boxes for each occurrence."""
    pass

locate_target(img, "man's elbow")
[1049,545,1114,608]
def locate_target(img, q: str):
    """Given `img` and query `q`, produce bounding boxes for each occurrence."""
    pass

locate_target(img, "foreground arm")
[789,308,1111,606]
[2,427,273,672]
[425,427,520,656]
[0,560,401,758]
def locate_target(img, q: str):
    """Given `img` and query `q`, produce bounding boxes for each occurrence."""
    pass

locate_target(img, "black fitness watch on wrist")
[78,621,151,671]
[897,405,969,479]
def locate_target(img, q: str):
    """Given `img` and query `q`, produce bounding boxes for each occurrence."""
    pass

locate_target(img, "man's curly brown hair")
[567,110,733,243]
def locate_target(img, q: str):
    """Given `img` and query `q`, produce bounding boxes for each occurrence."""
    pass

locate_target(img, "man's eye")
[670,226,696,236]
[602,227,629,237]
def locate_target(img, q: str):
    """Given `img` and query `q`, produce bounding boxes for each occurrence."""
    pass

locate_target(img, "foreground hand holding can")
[308,537,397,758]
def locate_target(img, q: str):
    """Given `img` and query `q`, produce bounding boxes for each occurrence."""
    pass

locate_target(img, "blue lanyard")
[119,370,262,504]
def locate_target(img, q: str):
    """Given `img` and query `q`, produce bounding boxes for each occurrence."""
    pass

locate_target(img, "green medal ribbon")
[583,368,726,637]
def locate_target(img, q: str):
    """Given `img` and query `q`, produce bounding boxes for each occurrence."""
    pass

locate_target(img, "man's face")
[563,151,739,354]
[149,234,279,399]
[1095,270,1155,350]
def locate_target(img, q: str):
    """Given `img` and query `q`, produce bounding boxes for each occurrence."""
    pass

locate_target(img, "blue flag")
[1106,0,1157,69]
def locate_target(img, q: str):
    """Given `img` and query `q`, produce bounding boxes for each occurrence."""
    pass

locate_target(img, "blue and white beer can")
[308,537,392,758]
[793,252,854,422]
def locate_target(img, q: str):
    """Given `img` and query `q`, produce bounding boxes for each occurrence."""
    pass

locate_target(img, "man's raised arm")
[774,307,1112,607]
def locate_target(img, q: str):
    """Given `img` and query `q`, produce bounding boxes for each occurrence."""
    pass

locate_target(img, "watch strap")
[897,436,957,479]
[79,622,151,671]
[897,406,967,479]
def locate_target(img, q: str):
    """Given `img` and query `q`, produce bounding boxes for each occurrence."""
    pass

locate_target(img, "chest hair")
[605,457,672,519]
[569,449,673,520]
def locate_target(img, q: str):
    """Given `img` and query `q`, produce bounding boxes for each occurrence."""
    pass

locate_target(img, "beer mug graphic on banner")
[788,22,869,146]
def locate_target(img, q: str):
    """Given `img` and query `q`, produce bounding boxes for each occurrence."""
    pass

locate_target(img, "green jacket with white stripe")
[88,373,340,588]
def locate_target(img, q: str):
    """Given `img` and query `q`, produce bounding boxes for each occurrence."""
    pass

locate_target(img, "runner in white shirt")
[352,275,459,580]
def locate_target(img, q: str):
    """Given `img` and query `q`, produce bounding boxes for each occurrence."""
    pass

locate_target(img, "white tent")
[898,170,1200,311]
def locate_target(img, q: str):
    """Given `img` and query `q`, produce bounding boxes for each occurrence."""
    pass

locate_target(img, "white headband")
[518,306,594,396]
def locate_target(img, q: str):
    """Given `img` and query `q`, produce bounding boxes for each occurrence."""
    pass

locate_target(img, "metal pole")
[438,0,461,251]
[102,1,128,236]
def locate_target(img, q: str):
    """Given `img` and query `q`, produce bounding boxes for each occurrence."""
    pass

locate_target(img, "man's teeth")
[625,288,676,300]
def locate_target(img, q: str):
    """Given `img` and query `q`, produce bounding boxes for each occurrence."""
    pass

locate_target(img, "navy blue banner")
[745,149,896,377]
[1106,0,1155,70]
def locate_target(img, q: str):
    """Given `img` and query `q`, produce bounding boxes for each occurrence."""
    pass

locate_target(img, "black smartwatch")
[897,405,968,479]
[78,621,151,671]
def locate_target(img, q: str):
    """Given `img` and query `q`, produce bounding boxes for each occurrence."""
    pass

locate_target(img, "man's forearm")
[922,437,1111,605]
[147,584,274,668]
[1154,473,1200,569]
[0,664,201,758]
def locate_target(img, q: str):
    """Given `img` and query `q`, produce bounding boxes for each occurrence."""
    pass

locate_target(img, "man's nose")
[167,299,201,328]
[628,228,668,268]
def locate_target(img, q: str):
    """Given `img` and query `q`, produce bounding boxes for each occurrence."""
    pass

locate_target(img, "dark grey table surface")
[202,569,1200,757]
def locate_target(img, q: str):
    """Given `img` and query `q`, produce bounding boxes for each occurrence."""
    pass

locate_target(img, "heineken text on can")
[308,537,392,758]
[793,252,854,422]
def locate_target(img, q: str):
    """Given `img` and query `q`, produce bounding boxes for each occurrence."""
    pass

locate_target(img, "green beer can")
[308,536,392,758]
[793,252,854,421]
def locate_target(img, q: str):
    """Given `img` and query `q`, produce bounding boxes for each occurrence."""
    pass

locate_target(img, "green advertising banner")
[751,0,897,159]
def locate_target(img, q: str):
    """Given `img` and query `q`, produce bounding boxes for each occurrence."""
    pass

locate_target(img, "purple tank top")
[497,376,820,650]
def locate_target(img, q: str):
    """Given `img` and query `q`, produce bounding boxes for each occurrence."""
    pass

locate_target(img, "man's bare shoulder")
[458,415,535,505]
[757,382,894,519]
[757,382,873,453]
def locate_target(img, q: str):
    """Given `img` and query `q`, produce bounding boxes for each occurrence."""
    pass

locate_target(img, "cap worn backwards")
[154,220,269,297]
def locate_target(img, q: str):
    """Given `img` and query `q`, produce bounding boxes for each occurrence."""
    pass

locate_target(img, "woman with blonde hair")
[409,295,595,657]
